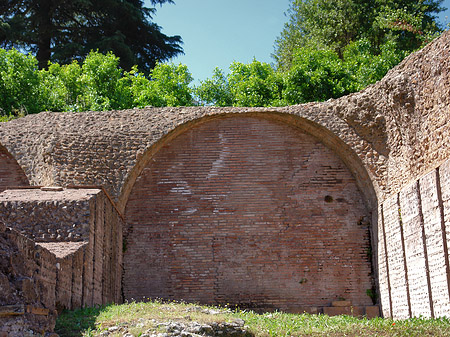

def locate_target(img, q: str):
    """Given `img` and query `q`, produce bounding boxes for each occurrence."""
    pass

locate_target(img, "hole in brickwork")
[324,195,334,203]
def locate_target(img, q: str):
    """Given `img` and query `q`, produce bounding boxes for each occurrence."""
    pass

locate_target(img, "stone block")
[365,306,380,319]
[288,306,319,314]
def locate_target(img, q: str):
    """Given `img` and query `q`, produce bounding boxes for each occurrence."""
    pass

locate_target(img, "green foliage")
[149,63,194,107]
[56,300,450,337]
[196,60,284,107]
[0,48,194,115]
[127,62,194,108]
[0,48,40,115]
[38,51,134,112]
[195,68,233,107]
[280,38,409,105]
[342,38,408,91]
[195,40,406,107]
[228,60,283,107]
[282,48,348,104]
[55,306,103,337]
[274,0,445,71]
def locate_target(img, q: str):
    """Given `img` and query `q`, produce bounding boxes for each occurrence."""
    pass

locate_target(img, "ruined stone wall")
[0,187,123,332]
[0,188,93,242]
[0,223,57,336]
[124,116,374,312]
[377,158,450,319]
[0,107,381,211]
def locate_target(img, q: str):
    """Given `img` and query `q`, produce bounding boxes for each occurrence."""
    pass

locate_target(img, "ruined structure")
[0,188,122,335]
[0,29,449,335]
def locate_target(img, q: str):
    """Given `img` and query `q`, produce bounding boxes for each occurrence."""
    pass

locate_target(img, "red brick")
[0,145,29,192]
[123,116,373,311]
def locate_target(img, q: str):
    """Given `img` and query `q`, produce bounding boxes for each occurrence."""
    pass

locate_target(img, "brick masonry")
[124,116,373,311]
[0,30,449,326]
[0,188,123,335]
[0,145,29,192]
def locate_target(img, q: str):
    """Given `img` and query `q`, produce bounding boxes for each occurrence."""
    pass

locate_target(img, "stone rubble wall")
[0,188,123,335]
[0,222,57,336]
[0,189,92,242]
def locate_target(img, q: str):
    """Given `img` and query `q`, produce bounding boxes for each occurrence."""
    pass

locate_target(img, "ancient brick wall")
[0,145,29,192]
[124,116,374,311]
[0,187,123,332]
[0,30,449,320]
[0,223,57,336]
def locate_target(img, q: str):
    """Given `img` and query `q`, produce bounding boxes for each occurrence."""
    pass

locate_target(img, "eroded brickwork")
[0,223,57,335]
[124,116,373,311]
[0,188,123,335]
[0,145,29,192]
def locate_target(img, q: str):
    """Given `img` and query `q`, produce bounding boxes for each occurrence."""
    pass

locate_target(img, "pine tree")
[0,0,182,73]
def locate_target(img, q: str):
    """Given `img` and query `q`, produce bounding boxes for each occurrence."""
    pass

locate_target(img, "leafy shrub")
[196,60,283,107]
[282,48,348,104]
[0,48,40,115]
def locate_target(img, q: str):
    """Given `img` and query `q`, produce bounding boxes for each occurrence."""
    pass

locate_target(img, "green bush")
[0,39,408,116]
[0,48,194,116]
[196,60,283,107]
[282,47,348,104]
[0,48,40,115]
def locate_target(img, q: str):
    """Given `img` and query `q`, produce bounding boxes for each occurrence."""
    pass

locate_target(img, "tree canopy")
[274,0,446,71]
[0,0,183,72]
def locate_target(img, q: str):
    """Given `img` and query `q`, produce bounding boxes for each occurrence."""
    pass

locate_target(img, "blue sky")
[151,0,450,84]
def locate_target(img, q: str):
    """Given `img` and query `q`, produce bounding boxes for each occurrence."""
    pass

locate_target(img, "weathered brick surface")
[382,194,410,319]
[399,182,431,317]
[420,171,450,317]
[0,145,29,193]
[92,194,104,305]
[56,253,73,310]
[124,116,373,310]
[0,188,123,315]
[439,161,450,312]
[71,244,85,309]
[38,241,87,310]
[0,225,57,335]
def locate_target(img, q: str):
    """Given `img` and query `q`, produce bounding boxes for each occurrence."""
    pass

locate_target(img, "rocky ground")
[97,318,250,337]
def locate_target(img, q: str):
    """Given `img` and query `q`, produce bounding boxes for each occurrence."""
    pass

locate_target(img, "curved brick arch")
[118,112,378,214]
[0,144,29,192]
[122,114,376,311]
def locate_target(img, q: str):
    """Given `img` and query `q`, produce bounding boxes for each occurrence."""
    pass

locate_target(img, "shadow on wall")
[0,144,29,192]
